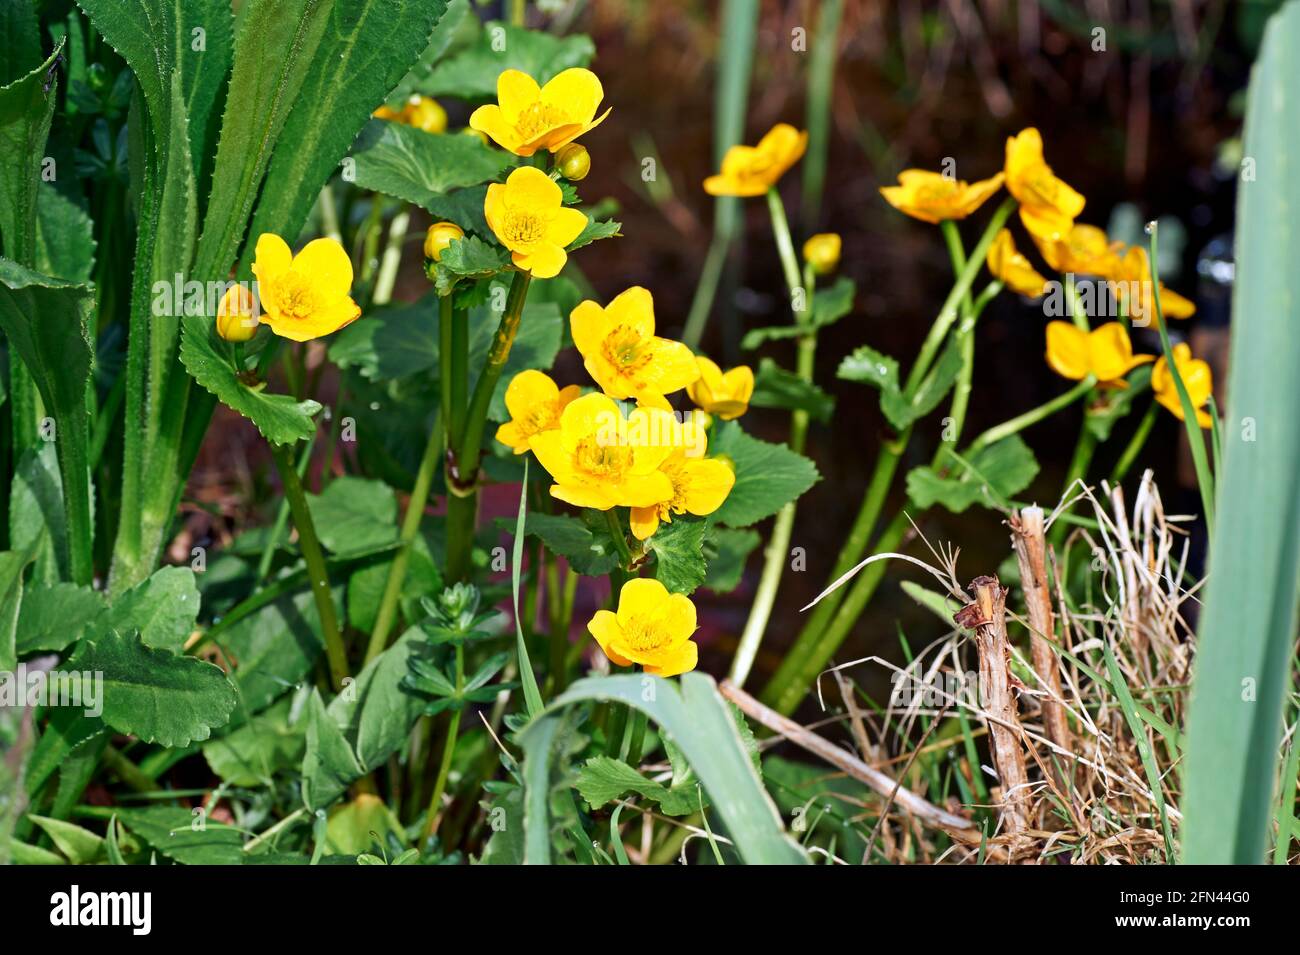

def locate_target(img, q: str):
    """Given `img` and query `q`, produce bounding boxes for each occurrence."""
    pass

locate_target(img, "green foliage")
[742,277,855,348]
[750,357,835,422]
[307,476,398,557]
[647,516,708,595]
[709,420,820,527]
[510,511,620,577]
[906,435,1039,513]
[350,118,514,209]
[421,20,594,99]
[65,630,237,747]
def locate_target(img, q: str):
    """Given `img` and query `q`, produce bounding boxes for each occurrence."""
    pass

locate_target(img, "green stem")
[730,192,813,687]
[269,440,348,692]
[372,206,410,306]
[681,230,731,349]
[257,434,314,582]
[365,410,442,665]
[967,377,1096,453]
[605,508,635,568]
[423,645,463,844]
[1110,400,1159,486]
[1148,224,1215,539]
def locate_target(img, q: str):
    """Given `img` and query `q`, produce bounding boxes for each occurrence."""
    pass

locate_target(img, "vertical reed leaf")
[1181,0,1300,864]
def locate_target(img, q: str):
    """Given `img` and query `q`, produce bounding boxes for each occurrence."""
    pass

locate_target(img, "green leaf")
[385,0,472,103]
[0,0,41,85]
[113,806,244,865]
[905,435,1040,513]
[422,21,594,99]
[565,217,621,252]
[837,344,900,392]
[193,0,332,281]
[521,673,806,864]
[35,181,96,282]
[307,476,398,557]
[880,330,964,431]
[576,756,705,817]
[219,589,328,714]
[350,118,514,208]
[302,688,364,811]
[329,293,439,381]
[23,709,105,799]
[250,0,451,249]
[1182,0,1300,865]
[0,42,61,263]
[473,300,562,421]
[89,566,201,652]
[179,315,322,445]
[325,626,426,773]
[326,794,405,855]
[741,277,855,349]
[65,630,237,747]
[423,184,493,238]
[9,445,67,584]
[0,550,26,671]
[647,517,708,595]
[1085,364,1152,442]
[708,421,820,527]
[0,258,95,583]
[429,235,511,296]
[702,527,761,594]
[203,695,306,787]
[16,582,105,656]
[27,815,103,864]
[750,357,835,422]
[508,511,620,577]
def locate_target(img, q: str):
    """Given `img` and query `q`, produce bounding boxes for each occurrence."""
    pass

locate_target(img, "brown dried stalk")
[1010,506,1072,758]
[955,575,1030,838]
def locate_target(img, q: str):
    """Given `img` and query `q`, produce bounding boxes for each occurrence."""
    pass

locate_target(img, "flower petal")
[290,237,354,301]
[504,369,559,423]
[539,67,603,123]
[616,577,670,629]
[681,458,735,516]
[587,609,633,667]
[629,505,660,541]
[496,69,540,120]
[643,639,697,678]
[545,206,589,249]
[1045,321,1090,380]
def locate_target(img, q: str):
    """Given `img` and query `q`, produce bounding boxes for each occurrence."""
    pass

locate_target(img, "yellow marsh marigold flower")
[1109,246,1196,323]
[216,284,257,343]
[252,234,361,342]
[1045,321,1153,384]
[987,229,1049,298]
[469,68,610,157]
[629,441,735,542]
[1004,128,1086,242]
[588,577,698,677]
[424,221,464,262]
[570,286,699,410]
[1033,223,1122,278]
[704,123,808,197]
[484,166,588,279]
[405,96,447,133]
[1153,343,1214,429]
[527,392,676,510]
[803,232,841,275]
[495,370,581,454]
[688,356,753,420]
[879,169,1004,224]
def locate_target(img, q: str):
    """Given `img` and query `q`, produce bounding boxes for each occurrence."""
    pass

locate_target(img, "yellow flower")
[469,68,610,157]
[1032,223,1122,278]
[527,392,676,510]
[494,370,581,454]
[1109,246,1196,323]
[987,229,1048,297]
[1045,321,1153,384]
[1152,343,1214,429]
[372,104,403,121]
[216,284,257,343]
[1004,128,1086,242]
[251,234,361,342]
[424,221,464,262]
[570,287,699,409]
[703,123,808,197]
[587,578,698,677]
[484,166,588,279]
[803,232,841,275]
[687,356,753,420]
[879,169,1004,224]
[629,442,735,541]
[404,96,446,133]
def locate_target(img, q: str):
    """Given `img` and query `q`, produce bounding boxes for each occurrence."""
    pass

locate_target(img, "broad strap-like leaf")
[249,0,451,251]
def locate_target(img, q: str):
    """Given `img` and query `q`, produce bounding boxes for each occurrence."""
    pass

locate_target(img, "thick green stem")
[372,206,410,306]
[270,441,348,692]
[967,377,1096,453]
[257,434,314,582]
[1110,400,1159,486]
[605,508,634,568]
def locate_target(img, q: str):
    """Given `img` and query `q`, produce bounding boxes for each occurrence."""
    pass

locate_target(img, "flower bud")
[460,126,489,146]
[556,143,590,181]
[405,96,446,134]
[424,221,464,262]
[216,284,257,342]
[802,233,841,276]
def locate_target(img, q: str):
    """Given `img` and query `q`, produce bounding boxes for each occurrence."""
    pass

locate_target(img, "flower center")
[502,210,547,248]
[574,436,632,480]
[916,180,958,207]
[621,616,670,653]
[515,101,568,141]
[523,402,559,436]
[601,325,652,373]
[276,276,318,322]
